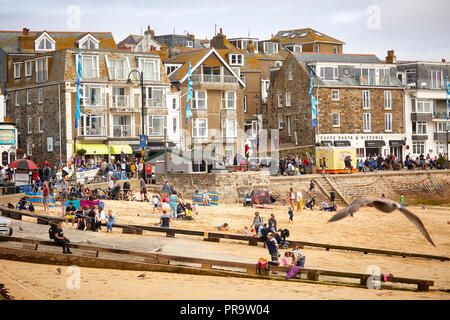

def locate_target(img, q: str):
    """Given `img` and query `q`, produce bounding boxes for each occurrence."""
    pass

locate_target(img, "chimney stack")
[442,58,446,63]
[220,28,223,34]
[19,28,33,52]
[22,28,30,35]
[386,50,396,64]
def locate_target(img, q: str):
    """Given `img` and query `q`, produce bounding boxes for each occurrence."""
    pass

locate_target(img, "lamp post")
[254,94,260,155]
[127,70,145,176]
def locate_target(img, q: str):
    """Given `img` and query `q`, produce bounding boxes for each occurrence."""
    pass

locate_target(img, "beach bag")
[48,225,57,240]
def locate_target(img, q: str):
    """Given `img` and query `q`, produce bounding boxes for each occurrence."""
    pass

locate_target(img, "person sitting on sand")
[159,210,171,228]
[216,223,229,231]
[64,202,77,228]
[282,251,294,267]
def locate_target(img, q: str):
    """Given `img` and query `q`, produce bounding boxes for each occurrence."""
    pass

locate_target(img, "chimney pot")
[220,28,222,34]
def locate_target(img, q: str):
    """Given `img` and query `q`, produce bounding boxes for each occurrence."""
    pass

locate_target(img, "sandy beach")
[0,191,449,300]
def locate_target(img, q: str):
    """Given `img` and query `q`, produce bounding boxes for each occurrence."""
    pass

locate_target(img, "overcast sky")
[1,0,449,61]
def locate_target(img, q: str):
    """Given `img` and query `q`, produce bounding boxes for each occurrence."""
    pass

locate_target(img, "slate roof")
[273,28,345,45]
[0,30,117,53]
[293,52,382,64]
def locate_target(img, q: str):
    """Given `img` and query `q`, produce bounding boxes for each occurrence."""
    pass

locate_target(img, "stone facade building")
[269,52,406,160]
[1,28,177,165]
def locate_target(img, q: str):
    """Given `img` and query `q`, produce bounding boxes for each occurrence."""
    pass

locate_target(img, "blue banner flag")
[185,61,193,126]
[75,49,83,129]
[309,71,318,127]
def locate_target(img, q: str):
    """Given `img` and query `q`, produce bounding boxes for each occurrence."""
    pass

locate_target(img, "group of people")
[357,153,447,172]
[279,155,312,176]
[63,202,116,233]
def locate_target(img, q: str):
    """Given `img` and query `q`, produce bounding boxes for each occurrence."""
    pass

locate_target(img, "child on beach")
[243,226,249,236]
[288,208,294,223]
[217,223,229,231]
[282,251,294,267]
[152,195,159,213]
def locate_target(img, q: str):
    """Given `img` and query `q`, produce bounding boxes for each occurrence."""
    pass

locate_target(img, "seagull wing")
[328,198,377,222]
[398,207,436,247]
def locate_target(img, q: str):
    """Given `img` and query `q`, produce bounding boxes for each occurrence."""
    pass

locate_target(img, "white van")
[0,216,13,236]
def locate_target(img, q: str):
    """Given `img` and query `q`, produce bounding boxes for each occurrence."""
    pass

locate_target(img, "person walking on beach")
[296,190,303,211]
[106,209,116,233]
[169,192,179,219]
[289,187,295,211]
[268,214,277,231]
[140,177,149,202]
[251,212,263,236]
[309,180,315,193]
[321,157,326,176]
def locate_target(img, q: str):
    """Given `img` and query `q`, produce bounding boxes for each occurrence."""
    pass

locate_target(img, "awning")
[109,144,133,154]
[389,140,406,146]
[365,140,386,148]
[334,140,351,147]
[75,143,109,155]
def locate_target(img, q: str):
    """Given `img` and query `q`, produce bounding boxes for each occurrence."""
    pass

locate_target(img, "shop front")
[365,140,386,158]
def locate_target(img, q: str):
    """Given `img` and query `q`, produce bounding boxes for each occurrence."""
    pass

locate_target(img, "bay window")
[412,121,427,134]
[147,115,166,136]
[143,87,165,108]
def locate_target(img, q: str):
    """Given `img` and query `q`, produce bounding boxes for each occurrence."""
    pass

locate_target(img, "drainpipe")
[57,82,62,166]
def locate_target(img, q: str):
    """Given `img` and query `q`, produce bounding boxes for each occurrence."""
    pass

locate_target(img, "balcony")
[111,95,132,109]
[434,132,448,140]
[112,125,133,138]
[433,112,449,120]
[411,134,428,141]
[405,77,446,90]
[411,113,432,121]
[191,74,240,90]
[145,99,166,109]
[108,67,129,81]
[79,126,107,137]
[356,75,395,87]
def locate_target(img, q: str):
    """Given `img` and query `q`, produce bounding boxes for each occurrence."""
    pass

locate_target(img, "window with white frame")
[362,90,371,109]
[319,66,338,80]
[229,54,243,66]
[332,113,340,127]
[243,95,247,112]
[35,58,48,83]
[384,113,392,132]
[384,91,392,110]
[293,45,301,52]
[240,74,246,85]
[264,42,278,54]
[436,142,445,154]
[287,115,292,135]
[332,89,340,101]
[108,59,127,80]
[27,142,32,156]
[286,92,291,106]
[27,117,32,133]
[314,44,320,52]
[15,91,19,106]
[165,64,180,76]
[192,91,207,109]
[38,88,43,104]
[363,113,371,132]
[333,45,338,54]
[79,36,99,49]
[288,71,293,81]
[172,97,177,109]
[14,63,21,79]
[192,118,208,137]
[26,90,31,105]
[435,122,446,132]
[80,114,107,136]
[277,94,283,107]
[261,80,270,99]
[82,85,106,107]
[38,116,44,133]
[412,121,427,134]
[147,115,166,136]
[36,34,55,51]
[278,116,283,129]
[412,99,431,113]
[139,58,160,81]
[81,55,99,79]
[221,91,236,109]
[186,40,193,48]
[412,141,425,154]
[221,119,237,138]
[143,87,165,108]
[172,116,178,134]
[113,115,132,137]
[25,61,32,77]
[430,70,443,89]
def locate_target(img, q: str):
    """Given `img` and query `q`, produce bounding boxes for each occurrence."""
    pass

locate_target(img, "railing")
[111,95,130,108]
[82,97,106,108]
[112,125,132,138]
[433,112,449,120]
[191,74,238,84]
[145,99,166,109]
[356,75,395,86]
[80,126,107,137]
[108,67,129,81]
[404,77,446,90]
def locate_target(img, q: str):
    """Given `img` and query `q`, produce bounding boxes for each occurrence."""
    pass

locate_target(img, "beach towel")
[63,199,81,210]
[63,199,104,210]
[285,266,302,279]
[193,192,219,206]
[25,191,57,208]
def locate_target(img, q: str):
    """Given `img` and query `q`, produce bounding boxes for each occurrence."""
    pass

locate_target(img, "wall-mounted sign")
[0,129,15,145]
[47,137,53,152]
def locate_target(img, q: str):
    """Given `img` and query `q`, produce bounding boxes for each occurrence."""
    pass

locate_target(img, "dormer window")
[293,45,301,52]
[186,40,193,48]
[78,34,99,50]
[319,66,338,81]
[264,42,278,54]
[229,54,243,66]
[35,32,55,52]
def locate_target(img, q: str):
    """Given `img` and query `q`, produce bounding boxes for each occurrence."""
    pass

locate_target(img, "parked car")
[0,216,13,236]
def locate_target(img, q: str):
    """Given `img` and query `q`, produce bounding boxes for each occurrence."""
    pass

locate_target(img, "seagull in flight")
[328,198,435,246]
